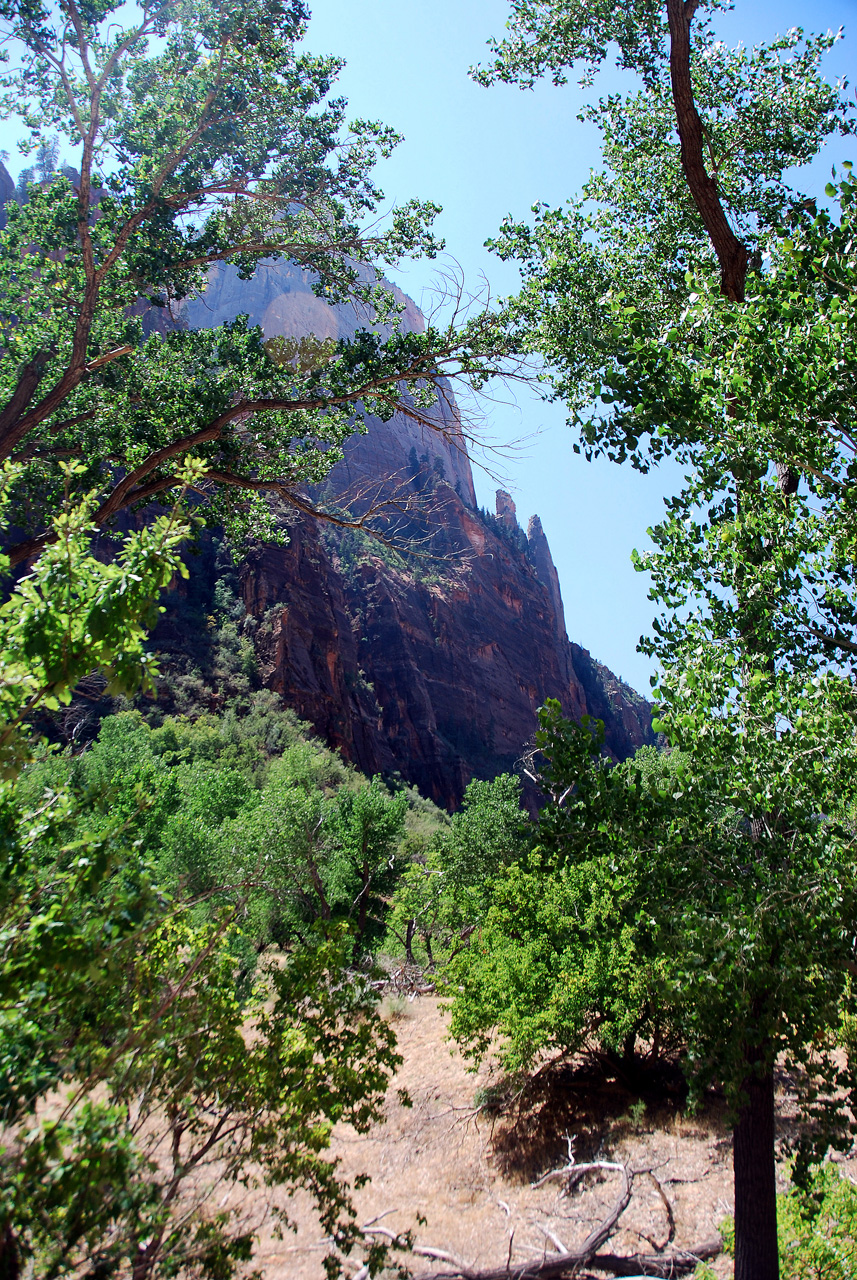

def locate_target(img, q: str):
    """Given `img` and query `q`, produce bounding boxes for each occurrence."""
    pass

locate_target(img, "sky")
[292,0,857,693]
[4,1,855,694]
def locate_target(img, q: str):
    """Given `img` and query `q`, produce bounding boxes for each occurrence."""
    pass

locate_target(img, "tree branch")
[665,0,748,300]
[0,347,56,441]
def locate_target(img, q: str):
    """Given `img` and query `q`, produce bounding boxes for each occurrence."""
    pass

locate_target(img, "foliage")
[442,710,678,1073]
[0,458,197,774]
[0,491,425,1277]
[1,689,431,1277]
[706,1163,857,1280]
[444,693,857,1158]
[1,788,400,1280]
[22,699,436,957]
[0,0,510,566]
[476,3,857,1273]
[325,778,409,954]
[388,773,527,968]
[479,11,851,426]
[188,740,409,953]
[776,1164,857,1280]
[587,169,857,682]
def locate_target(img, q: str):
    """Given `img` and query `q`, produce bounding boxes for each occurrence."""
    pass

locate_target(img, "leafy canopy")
[0,0,509,563]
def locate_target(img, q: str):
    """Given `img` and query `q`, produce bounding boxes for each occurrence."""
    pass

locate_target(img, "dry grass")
[248,997,776,1278]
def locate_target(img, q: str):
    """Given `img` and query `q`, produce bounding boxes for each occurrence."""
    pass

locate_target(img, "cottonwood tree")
[444,698,857,1280]
[0,0,508,565]
[471,3,857,1276]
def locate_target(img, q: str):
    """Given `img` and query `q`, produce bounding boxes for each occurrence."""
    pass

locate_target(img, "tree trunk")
[732,1062,779,1280]
[665,0,748,301]
[0,1224,19,1280]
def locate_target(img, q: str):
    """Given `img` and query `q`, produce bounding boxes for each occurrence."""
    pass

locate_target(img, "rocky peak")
[526,514,568,644]
[495,489,518,533]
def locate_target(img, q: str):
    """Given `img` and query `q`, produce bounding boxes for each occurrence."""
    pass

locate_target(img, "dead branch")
[403,1147,721,1280]
[586,1238,722,1276]
[409,1159,631,1280]
[639,1170,675,1251]
[408,1234,721,1280]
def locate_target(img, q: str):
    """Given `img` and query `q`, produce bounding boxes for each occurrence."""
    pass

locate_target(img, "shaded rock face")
[237,490,654,810]
[184,260,654,807]
[0,162,15,229]
[184,261,477,509]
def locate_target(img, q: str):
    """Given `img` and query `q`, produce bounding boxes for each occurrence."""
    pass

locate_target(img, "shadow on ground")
[488,1053,729,1184]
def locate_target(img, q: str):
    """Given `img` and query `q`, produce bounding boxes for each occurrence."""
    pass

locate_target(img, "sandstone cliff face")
[181,260,654,806]
[236,483,654,809]
[0,163,14,228]
[184,261,477,509]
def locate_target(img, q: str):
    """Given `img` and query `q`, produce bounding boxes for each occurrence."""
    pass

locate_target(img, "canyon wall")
[180,261,655,806]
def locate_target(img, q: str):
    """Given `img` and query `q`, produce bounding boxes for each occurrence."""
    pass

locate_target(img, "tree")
[445,697,857,1279]
[473,4,857,1275]
[325,777,408,954]
[0,0,509,565]
[0,519,405,1278]
[445,720,675,1078]
[581,145,857,1280]
[2,844,400,1280]
[388,774,526,969]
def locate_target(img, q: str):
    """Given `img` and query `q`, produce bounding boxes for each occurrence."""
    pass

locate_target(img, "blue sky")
[297,0,857,693]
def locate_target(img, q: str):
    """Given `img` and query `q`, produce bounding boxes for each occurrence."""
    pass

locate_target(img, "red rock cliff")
[182,261,654,806]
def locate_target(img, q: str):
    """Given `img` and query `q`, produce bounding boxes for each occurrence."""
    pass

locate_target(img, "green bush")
[705,1164,857,1280]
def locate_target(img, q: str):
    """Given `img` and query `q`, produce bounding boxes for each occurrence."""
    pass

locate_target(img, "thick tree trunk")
[733,1063,779,1280]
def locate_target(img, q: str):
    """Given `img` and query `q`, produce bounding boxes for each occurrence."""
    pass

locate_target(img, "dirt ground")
[247,996,855,1279]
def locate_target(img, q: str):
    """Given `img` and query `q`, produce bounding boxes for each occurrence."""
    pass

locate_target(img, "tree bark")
[665,0,748,301]
[732,1061,779,1280]
[0,1224,19,1280]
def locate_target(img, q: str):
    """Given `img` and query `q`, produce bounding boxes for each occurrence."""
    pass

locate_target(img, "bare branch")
[402,1149,720,1280]
[84,345,134,372]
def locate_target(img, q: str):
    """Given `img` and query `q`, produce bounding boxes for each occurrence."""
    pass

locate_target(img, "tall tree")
[0,0,507,564]
[474,3,857,1275]
[445,696,857,1280]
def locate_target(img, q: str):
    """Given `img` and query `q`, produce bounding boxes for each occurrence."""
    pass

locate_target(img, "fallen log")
[408,1237,721,1280]
[588,1237,723,1276]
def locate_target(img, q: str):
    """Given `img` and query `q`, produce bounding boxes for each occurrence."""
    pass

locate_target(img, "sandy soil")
[244,994,849,1279]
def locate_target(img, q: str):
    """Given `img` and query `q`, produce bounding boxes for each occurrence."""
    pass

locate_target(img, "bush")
[706,1164,857,1280]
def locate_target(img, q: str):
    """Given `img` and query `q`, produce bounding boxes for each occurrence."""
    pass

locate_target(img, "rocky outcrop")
[526,513,567,645]
[0,162,15,229]
[177,259,655,807]
[236,485,654,809]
